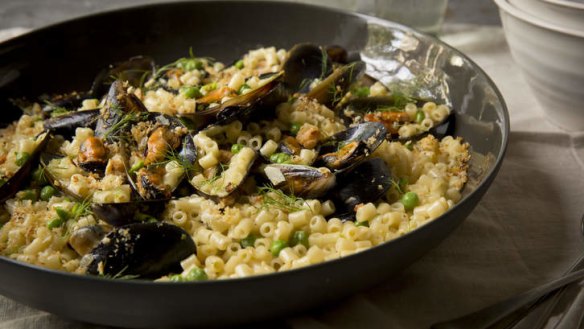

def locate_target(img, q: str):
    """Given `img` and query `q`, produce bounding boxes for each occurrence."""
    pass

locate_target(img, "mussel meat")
[84,222,195,278]
[77,136,108,173]
[263,164,335,199]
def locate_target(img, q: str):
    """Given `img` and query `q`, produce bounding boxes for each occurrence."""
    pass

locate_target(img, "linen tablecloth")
[1,24,583,329]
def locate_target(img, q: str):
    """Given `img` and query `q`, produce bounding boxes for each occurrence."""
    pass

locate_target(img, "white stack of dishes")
[494,0,584,130]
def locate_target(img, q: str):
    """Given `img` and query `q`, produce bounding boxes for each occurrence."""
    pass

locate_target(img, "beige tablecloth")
[1,25,583,329]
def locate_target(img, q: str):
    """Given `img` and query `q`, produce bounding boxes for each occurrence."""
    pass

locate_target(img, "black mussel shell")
[0,132,50,203]
[430,112,456,140]
[333,157,391,215]
[85,222,195,279]
[316,122,387,171]
[306,61,366,108]
[92,200,167,226]
[95,80,149,138]
[43,109,100,137]
[90,56,156,98]
[282,43,332,94]
[263,164,336,199]
[326,45,348,64]
[189,73,288,131]
[40,91,93,117]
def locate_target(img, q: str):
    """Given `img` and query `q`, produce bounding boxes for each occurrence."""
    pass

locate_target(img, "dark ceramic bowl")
[0,1,509,328]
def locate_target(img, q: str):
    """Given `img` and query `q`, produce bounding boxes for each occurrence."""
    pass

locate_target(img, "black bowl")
[0,1,509,328]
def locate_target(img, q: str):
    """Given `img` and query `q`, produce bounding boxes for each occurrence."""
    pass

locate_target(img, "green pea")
[415,111,425,123]
[47,217,65,229]
[19,189,37,201]
[269,153,291,164]
[181,86,202,99]
[32,167,47,185]
[235,60,244,69]
[180,58,203,71]
[129,160,145,174]
[237,83,250,94]
[231,144,245,154]
[15,152,31,166]
[240,235,257,248]
[169,274,183,282]
[184,267,208,281]
[290,123,302,135]
[401,192,419,211]
[289,231,309,248]
[270,240,288,257]
[353,86,370,98]
[40,186,57,201]
[405,141,414,151]
[355,221,369,227]
[202,82,217,92]
[55,207,71,221]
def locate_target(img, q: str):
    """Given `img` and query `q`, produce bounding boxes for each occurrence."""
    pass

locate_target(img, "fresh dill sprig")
[258,185,306,212]
[102,111,147,143]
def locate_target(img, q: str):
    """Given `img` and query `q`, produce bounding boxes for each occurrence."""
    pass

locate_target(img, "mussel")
[282,43,332,93]
[95,80,149,139]
[333,157,392,215]
[43,109,101,137]
[84,222,195,279]
[340,96,454,140]
[316,122,387,171]
[77,136,108,173]
[90,56,156,99]
[0,132,50,203]
[263,164,335,199]
[189,72,288,131]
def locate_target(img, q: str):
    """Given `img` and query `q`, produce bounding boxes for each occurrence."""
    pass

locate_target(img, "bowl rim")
[540,0,584,10]
[0,0,510,287]
[495,0,584,38]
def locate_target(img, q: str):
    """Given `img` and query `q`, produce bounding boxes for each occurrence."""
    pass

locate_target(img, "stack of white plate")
[494,0,584,130]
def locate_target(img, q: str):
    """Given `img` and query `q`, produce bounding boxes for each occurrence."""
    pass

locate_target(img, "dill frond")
[258,185,306,212]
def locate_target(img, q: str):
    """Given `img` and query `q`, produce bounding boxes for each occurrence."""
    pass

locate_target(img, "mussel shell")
[263,164,335,199]
[95,80,149,138]
[43,109,100,137]
[316,122,387,171]
[189,73,287,131]
[41,91,93,117]
[333,157,392,214]
[85,222,195,279]
[306,61,366,108]
[90,56,156,98]
[282,43,332,94]
[92,200,167,226]
[0,132,50,203]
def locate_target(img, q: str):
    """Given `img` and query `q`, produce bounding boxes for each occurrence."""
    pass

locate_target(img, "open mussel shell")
[0,132,50,203]
[95,80,150,138]
[189,73,288,131]
[190,146,256,198]
[282,43,332,94]
[332,157,391,216]
[306,61,366,108]
[40,91,94,117]
[84,222,195,279]
[92,200,167,226]
[90,56,156,99]
[316,122,387,171]
[43,109,101,137]
[263,164,335,199]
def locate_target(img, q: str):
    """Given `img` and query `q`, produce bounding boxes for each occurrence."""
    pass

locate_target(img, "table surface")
[1,2,584,329]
